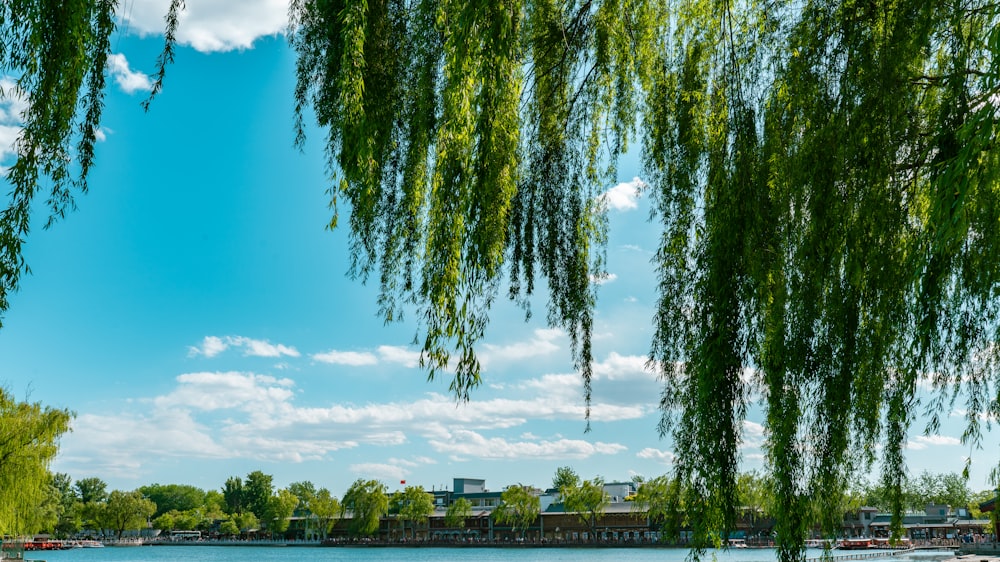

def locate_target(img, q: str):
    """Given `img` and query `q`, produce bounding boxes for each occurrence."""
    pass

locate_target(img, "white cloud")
[593,352,653,381]
[740,420,766,450]
[312,349,378,366]
[56,409,227,479]
[121,0,289,53]
[1,76,27,164]
[377,345,421,368]
[231,336,300,358]
[620,244,646,253]
[310,345,420,367]
[908,434,961,451]
[350,463,409,482]
[637,448,676,464]
[56,366,649,477]
[189,335,228,357]
[480,328,564,367]
[428,429,627,461]
[188,335,299,358]
[0,77,28,121]
[743,420,765,437]
[599,177,646,211]
[153,371,295,412]
[107,53,152,94]
[387,456,436,468]
[950,408,995,422]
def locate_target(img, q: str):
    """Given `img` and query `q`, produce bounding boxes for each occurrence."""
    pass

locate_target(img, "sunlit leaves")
[0,389,72,535]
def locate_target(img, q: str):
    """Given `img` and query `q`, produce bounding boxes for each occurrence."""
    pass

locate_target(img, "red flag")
[400,480,406,485]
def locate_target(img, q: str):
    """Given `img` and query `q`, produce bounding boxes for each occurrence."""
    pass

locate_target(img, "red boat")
[23,539,74,551]
[837,538,872,550]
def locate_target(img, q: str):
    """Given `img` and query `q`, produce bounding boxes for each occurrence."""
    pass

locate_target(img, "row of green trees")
[631,469,999,544]
[17,464,999,542]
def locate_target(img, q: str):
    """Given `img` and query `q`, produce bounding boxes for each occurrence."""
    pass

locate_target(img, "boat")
[805,539,834,549]
[871,537,911,549]
[837,538,872,550]
[728,539,748,549]
[23,539,73,551]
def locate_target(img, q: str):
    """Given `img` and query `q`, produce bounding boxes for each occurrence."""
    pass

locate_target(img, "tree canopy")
[341,479,389,538]
[391,485,435,539]
[494,484,540,537]
[444,497,473,530]
[0,389,72,535]
[562,477,609,542]
[3,0,1000,560]
[286,1,1000,558]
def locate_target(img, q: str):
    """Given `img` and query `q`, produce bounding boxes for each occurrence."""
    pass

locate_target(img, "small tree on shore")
[101,490,156,540]
[308,488,340,540]
[564,478,609,542]
[445,497,473,533]
[494,485,540,539]
[341,479,389,538]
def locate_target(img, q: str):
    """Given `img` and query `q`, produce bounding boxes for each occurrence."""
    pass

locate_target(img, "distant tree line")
[16,466,998,542]
[631,468,998,544]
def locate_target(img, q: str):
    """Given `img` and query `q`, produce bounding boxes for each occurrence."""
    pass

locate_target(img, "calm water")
[33,546,958,562]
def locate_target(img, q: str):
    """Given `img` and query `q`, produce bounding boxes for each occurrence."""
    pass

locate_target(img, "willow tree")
[286,0,1000,559]
[5,0,1000,560]
[340,479,388,538]
[0,389,72,535]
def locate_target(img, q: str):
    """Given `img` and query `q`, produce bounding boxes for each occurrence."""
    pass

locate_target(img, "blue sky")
[1,1,996,497]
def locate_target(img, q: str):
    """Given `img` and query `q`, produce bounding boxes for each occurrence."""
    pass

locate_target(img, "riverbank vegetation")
[0,390,71,536]
[18,467,997,544]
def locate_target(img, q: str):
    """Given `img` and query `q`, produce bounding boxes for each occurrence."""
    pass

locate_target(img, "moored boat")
[837,538,872,550]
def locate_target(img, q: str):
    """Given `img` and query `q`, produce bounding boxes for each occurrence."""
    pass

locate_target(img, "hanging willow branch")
[289,0,1000,559]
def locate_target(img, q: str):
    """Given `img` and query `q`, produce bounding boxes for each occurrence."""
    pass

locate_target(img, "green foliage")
[444,497,472,530]
[219,518,240,536]
[151,512,175,531]
[222,476,244,515]
[99,489,156,539]
[74,477,108,504]
[393,485,434,538]
[737,471,773,536]
[563,477,609,541]
[138,483,207,518]
[287,0,640,412]
[494,484,540,537]
[552,466,580,500]
[341,479,388,537]
[0,389,73,535]
[243,470,275,520]
[288,1,1000,552]
[288,481,317,506]
[264,488,300,535]
[233,511,259,532]
[203,490,227,516]
[307,487,340,539]
[630,474,685,542]
[20,475,63,535]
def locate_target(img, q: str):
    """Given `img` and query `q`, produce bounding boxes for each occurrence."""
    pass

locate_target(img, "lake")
[33,546,959,562]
